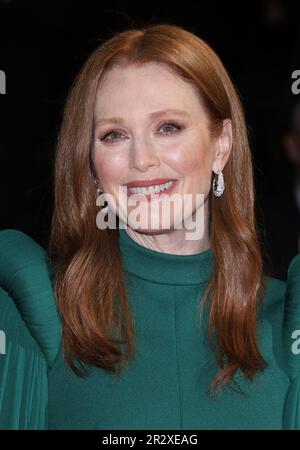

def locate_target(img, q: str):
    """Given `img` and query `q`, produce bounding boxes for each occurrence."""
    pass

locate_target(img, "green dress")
[0,228,300,429]
[0,230,61,429]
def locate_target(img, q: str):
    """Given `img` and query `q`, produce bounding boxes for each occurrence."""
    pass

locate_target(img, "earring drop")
[212,171,225,197]
[94,179,109,215]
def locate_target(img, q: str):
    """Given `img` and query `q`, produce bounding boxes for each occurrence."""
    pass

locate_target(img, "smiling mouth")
[126,180,178,198]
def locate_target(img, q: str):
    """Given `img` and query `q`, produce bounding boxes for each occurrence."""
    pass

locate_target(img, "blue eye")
[159,122,181,134]
[100,130,123,142]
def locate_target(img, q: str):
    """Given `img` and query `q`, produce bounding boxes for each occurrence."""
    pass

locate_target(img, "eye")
[158,122,182,135]
[99,130,124,143]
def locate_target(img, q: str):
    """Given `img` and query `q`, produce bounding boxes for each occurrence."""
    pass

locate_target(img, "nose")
[129,137,160,172]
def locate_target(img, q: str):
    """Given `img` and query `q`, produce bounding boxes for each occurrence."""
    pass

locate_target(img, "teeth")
[128,181,173,195]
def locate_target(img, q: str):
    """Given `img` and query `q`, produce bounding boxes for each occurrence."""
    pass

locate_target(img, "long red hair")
[48,23,267,395]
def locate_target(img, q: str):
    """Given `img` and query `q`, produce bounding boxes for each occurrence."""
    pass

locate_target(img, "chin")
[127,224,177,235]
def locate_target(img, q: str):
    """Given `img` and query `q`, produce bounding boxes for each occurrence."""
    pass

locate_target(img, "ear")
[212,119,232,173]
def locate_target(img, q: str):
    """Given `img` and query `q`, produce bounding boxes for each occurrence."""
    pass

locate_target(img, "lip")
[126,178,176,188]
[127,179,178,201]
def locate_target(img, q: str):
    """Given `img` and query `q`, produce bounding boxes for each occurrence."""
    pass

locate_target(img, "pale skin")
[92,62,232,255]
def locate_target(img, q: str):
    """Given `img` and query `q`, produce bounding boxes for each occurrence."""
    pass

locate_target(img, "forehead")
[94,62,203,119]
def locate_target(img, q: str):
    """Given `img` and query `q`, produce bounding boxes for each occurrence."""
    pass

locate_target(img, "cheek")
[168,140,213,177]
[93,150,126,185]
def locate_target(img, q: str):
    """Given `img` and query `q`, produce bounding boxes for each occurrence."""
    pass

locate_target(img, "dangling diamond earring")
[212,170,225,197]
[94,178,109,215]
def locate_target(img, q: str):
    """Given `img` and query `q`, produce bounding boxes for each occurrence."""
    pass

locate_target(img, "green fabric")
[0,286,48,429]
[0,230,61,368]
[283,254,300,429]
[48,229,289,429]
[0,227,300,429]
[0,229,61,429]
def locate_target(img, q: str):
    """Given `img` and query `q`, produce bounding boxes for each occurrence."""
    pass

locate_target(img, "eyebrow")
[95,109,190,127]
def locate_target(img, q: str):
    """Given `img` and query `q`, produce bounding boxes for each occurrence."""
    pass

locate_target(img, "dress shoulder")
[0,229,61,370]
[282,254,300,429]
[258,275,286,328]
[283,254,300,380]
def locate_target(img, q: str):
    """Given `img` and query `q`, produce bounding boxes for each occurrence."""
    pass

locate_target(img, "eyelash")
[99,122,182,143]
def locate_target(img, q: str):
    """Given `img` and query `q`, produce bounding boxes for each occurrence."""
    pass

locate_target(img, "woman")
[1,23,300,430]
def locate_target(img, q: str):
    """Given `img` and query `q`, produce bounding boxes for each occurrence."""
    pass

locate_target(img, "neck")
[122,200,210,256]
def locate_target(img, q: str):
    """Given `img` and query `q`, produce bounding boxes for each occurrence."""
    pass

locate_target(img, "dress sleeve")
[0,286,48,429]
[0,229,61,370]
[0,229,62,429]
[282,254,300,429]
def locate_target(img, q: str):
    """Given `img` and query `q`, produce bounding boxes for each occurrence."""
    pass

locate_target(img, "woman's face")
[92,62,231,235]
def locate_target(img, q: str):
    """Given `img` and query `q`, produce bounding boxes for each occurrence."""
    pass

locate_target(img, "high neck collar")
[119,228,213,286]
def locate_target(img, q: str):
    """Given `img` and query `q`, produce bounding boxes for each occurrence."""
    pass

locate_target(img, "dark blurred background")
[1,0,300,280]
